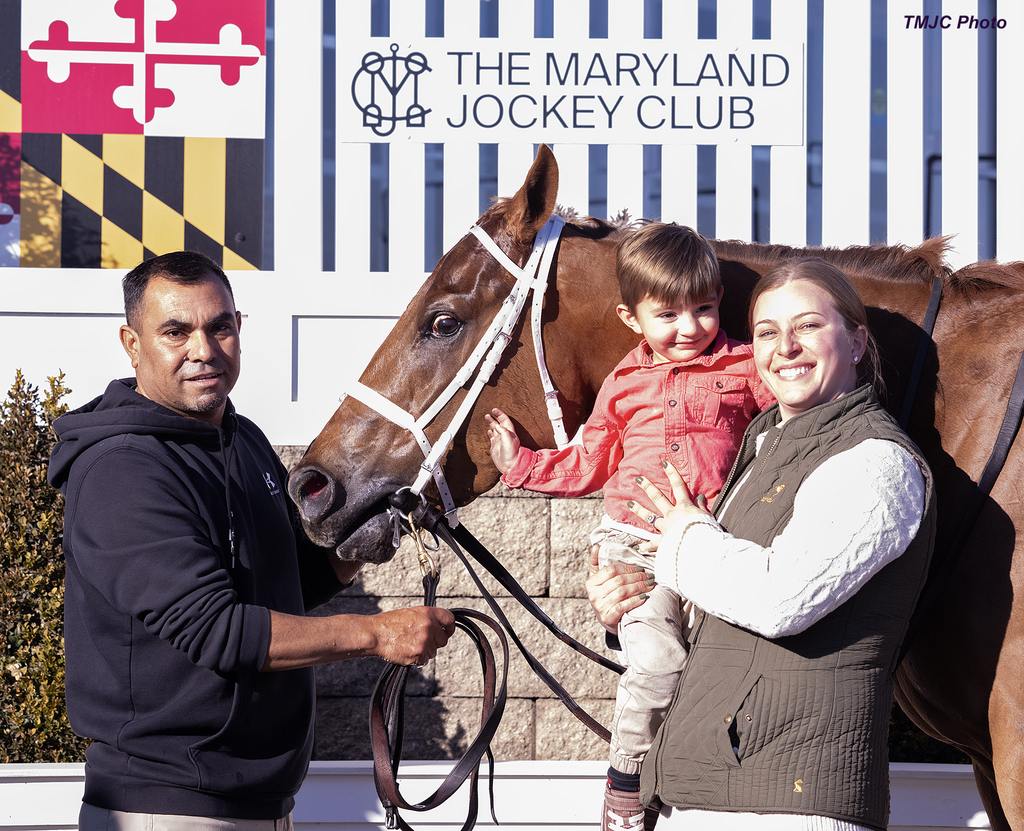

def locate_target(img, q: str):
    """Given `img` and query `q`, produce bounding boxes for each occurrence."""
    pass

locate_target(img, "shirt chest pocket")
[691,375,750,428]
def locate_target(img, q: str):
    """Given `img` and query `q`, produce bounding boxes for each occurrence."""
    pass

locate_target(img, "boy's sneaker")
[602,784,658,831]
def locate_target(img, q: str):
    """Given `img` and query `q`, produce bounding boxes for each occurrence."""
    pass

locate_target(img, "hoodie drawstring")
[218,417,238,570]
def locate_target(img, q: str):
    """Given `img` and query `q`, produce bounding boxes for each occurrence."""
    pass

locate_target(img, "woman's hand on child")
[484,408,521,473]
[628,460,715,536]
[586,545,655,634]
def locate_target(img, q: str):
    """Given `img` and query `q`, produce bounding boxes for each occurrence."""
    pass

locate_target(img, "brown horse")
[288,146,1024,830]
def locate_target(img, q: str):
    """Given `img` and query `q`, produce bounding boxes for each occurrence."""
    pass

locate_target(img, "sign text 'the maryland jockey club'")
[445,50,792,131]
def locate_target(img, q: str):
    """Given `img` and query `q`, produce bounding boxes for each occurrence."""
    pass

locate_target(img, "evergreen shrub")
[0,370,86,762]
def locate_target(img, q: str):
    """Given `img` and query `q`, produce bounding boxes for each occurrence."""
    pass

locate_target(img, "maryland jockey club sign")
[342,38,805,145]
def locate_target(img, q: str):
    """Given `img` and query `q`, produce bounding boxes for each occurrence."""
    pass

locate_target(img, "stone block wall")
[276,447,618,763]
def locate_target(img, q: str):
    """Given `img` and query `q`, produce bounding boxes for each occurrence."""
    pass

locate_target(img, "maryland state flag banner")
[0,0,266,269]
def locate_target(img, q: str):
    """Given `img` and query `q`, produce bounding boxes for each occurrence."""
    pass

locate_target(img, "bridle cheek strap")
[343,216,567,528]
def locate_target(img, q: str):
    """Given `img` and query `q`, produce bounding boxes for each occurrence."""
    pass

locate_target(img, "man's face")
[119,274,242,425]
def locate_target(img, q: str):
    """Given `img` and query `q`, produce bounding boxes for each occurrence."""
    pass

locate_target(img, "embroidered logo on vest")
[760,483,786,503]
[793,778,804,793]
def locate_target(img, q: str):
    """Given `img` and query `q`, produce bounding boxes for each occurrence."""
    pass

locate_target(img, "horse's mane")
[712,236,1024,294]
[711,237,945,285]
[487,197,1024,294]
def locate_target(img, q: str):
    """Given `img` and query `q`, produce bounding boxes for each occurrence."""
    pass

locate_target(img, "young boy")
[485,223,774,831]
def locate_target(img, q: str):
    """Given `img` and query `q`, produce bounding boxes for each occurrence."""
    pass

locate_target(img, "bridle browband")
[344,215,569,527]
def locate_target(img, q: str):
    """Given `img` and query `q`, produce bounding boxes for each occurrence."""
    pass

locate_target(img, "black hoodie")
[48,379,340,819]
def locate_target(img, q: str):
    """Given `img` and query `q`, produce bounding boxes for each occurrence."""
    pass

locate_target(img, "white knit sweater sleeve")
[653,439,925,638]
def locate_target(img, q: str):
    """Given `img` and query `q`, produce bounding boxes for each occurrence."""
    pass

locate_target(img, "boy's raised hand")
[484,407,521,473]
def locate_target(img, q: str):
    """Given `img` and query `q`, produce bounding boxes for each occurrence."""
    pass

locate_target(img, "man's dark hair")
[123,251,235,328]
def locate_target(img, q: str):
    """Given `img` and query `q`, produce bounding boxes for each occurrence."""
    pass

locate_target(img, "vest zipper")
[758,428,784,473]
[712,429,752,517]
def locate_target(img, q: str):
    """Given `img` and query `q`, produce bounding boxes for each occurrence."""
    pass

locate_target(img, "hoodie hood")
[48,378,230,490]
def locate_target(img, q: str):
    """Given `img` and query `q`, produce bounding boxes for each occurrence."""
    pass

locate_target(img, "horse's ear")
[505,144,559,240]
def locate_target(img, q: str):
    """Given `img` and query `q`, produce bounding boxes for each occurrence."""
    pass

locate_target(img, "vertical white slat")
[275,0,323,271]
[497,4,536,199]
[715,0,754,241]
[886,0,924,246]
[443,0,482,249]
[660,2,699,227]
[821,2,871,246]
[389,1,428,277]
[941,2,979,269]
[997,2,1024,261]
[552,0,591,216]
[769,0,807,246]
[336,1,372,271]
[606,0,644,223]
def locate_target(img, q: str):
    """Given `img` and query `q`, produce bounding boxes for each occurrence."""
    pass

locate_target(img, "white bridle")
[344,215,569,528]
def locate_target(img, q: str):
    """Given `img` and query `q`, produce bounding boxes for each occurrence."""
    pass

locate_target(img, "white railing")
[0,761,992,831]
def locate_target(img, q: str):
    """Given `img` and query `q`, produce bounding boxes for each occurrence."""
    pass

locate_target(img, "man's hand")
[264,606,456,671]
[371,606,456,666]
[484,408,521,474]
[586,545,654,634]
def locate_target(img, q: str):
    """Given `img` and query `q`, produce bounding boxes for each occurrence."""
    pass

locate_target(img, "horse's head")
[289,145,604,563]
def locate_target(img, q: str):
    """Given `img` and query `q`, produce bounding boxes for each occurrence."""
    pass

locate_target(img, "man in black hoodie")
[48,252,455,830]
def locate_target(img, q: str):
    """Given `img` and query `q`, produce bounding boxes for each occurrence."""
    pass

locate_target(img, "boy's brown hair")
[616,222,721,310]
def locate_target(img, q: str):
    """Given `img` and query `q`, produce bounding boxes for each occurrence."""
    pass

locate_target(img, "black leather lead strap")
[899,276,943,429]
[371,593,508,831]
[448,523,626,677]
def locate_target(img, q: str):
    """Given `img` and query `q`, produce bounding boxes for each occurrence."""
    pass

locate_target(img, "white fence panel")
[336,2,372,272]
[716,0,754,241]
[551,2,591,217]
[769,0,807,246]
[275,0,323,272]
[996,1,1024,261]
[0,762,992,830]
[605,0,644,224]
[660,3,699,227]
[887,0,924,247]
[388,3,428,278]
[496,4,537,201]
[822,2,871,246]
[941,1,979,269]
[442,0,482,250]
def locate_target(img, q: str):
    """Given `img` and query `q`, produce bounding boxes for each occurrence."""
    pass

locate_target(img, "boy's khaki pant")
[592,522,693,776]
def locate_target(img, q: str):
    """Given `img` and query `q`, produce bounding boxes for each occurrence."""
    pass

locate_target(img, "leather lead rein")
[370,505,625,830]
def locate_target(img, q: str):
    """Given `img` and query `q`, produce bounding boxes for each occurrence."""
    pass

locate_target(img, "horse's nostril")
[289,466,337,522]
[302,471,329,501]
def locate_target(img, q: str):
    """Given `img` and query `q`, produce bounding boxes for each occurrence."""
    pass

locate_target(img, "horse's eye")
[430,313,462,338]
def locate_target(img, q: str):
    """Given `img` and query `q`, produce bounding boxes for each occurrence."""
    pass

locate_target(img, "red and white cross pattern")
[21,0,266,137]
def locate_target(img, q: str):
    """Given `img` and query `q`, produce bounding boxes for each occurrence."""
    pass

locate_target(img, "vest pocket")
[714,670,762,768]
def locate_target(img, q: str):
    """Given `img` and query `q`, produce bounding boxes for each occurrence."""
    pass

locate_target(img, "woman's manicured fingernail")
[661,460,668,468]
[639,594,649,601]
[627,500,636,509]
[635,476,644,484]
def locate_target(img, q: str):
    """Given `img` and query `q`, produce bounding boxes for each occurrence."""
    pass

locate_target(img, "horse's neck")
[553,234,636,398]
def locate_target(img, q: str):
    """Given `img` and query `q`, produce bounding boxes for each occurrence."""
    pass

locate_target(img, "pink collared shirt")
[502,330,776,534]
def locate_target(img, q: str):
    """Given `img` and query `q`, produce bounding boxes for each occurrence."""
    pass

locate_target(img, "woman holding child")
[588,255,936,831]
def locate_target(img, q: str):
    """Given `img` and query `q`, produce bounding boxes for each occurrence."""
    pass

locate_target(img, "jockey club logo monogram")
[351,43,431,137]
